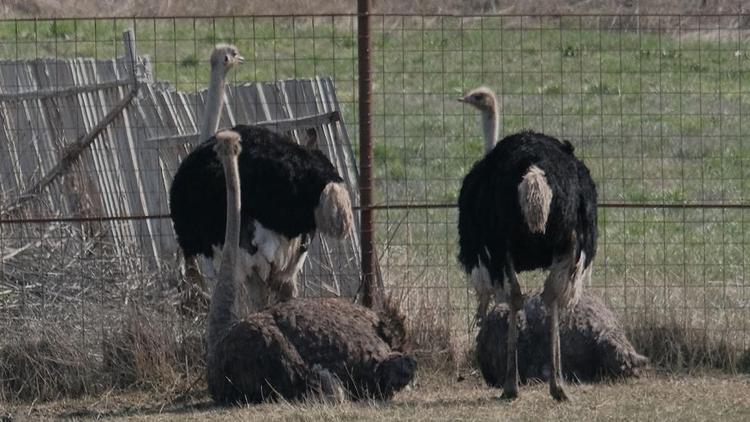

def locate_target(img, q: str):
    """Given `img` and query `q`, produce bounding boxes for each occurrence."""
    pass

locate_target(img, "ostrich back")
[457,130,597,283]
[208,298,415,404]
[169,125,344,258]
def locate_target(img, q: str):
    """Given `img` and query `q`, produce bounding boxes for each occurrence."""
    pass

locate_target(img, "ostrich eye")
[472,94,481,101]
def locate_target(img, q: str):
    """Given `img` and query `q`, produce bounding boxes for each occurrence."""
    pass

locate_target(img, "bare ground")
[4,370,749,421]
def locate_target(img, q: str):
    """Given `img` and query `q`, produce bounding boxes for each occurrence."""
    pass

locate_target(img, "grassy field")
[3,0,750,18]
[4,371,750,421]
[1,15,750,409]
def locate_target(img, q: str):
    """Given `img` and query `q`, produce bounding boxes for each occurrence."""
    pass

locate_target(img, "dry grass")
[627,318,750,373]
[4,371,750,421]
[0,313,204,404]
[395,288,463,373]
[101,311,204,391]
[0,330,93,402]
[1,225,746,404]
[0,222,203,404]
[1,0,749,19]
[3,281,748,407]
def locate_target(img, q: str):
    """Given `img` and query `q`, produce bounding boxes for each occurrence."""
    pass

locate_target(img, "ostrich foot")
[500,379,519,400]
[179,258,209,315]
[179,283,209,316]
[312,364,346,403]
[550,383,570,402]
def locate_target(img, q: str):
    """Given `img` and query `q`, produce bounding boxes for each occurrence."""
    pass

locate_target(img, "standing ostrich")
[170,45,353,313]
[174,44,243,310]
[207,130,415,404]
[457,87,597,401]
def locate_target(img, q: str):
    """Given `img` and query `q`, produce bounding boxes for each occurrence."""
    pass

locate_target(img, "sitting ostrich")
[170,44,353,313]
[457,87,597,401]
[207,130,416,404]
[476,289,648,387]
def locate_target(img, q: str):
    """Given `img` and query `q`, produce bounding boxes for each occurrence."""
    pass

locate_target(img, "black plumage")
[457,130,597,288]
[458,85,598,401]
[169,125,344,260]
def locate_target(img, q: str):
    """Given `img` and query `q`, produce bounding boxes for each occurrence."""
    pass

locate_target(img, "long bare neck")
[206,142,241,358]
[200,65,226,141]
[481,106,499,154]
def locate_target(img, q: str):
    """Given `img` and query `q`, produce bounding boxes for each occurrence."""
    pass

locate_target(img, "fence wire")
[0,15,748,367]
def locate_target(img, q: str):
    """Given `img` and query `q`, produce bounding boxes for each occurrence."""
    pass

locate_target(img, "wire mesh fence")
[367,14,750,363]
[0,14,749,379]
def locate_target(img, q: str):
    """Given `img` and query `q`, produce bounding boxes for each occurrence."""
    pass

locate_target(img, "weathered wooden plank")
[129,85,181,256]
[0,46,363,295]
[31,60,66,214]
[0,79,131,102]
[36,61,65,182]
[14,64,48,212]
[0,63,23,197]
[0,114,21,199]
[97,67,145,268]
[110,54,162,266]
[145,110,341,146]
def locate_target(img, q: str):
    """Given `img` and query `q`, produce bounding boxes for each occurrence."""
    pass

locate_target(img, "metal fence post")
[358,0,376,308]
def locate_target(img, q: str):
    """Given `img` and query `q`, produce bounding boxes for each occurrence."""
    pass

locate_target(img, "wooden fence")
[0,31,362,299]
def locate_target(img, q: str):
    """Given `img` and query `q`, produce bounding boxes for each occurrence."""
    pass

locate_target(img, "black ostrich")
[169,45,353,313]
[207,130,416,405]
[457,86,597,401]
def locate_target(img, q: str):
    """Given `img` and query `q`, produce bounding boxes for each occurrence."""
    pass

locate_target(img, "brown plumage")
[206,129,415,406]
[476,289,647,386]
[209,298,415,404]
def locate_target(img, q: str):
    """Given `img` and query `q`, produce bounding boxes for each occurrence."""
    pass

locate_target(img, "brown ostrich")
[206,130,415,405]
[476,289,648,387]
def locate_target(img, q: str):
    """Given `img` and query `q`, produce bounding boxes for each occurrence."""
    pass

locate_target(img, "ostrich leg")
[181,253,208,314]
[502,258,523,399]
[547,298,568,401]
[542,234,578,401]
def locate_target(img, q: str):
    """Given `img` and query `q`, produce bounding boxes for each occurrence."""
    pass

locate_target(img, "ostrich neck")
[481,107,499,154]
[207,149,241,359]
[200,66,226,142]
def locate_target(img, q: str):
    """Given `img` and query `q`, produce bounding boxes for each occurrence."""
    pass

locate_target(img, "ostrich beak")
[236,55,245,64]
[457,96,467,103]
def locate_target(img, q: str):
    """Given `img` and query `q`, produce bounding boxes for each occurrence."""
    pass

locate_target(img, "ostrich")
[207,130,415,404]
[457,86,597,401]
[476,289,648,387]
[174,43,243,310]
[170,45,353,313]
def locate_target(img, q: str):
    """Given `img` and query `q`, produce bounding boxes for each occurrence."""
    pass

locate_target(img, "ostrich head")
[201,44,244,141]
[458,86,500,153]
[458,86,497,112]
[210,44,245,74]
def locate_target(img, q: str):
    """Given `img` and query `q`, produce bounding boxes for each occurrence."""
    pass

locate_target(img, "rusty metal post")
[358,0,376,308]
